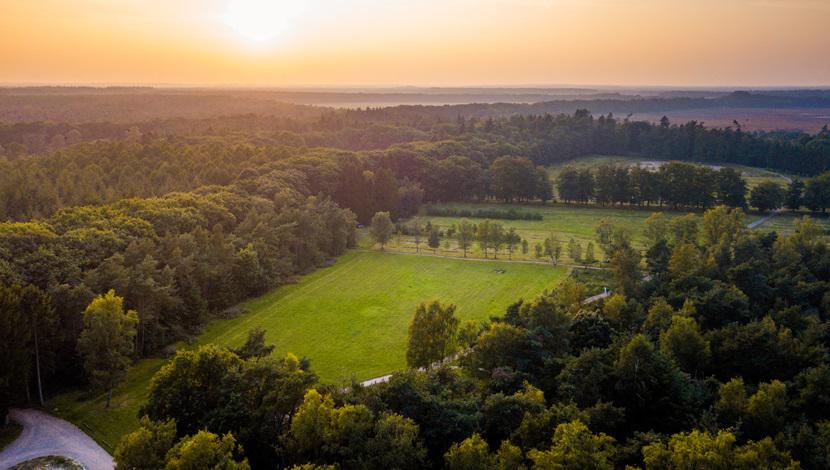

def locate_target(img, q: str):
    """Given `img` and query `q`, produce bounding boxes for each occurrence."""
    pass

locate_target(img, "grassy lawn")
[50,250,564,452]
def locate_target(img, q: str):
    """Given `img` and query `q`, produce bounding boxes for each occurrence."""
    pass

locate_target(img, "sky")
[1,0,829,87]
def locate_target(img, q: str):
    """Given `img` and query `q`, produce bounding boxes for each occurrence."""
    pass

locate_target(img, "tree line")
[3,105,830,221]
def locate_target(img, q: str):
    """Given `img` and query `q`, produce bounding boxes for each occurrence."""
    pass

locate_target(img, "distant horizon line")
[2,82,830,92]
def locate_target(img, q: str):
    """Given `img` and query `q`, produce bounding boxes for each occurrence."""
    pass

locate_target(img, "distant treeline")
[424,206,543,221]
[4,132,830,223]
[2,96,830,176]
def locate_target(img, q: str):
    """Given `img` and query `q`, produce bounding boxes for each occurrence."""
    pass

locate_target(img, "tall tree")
[785,179,805,211]
[749,182,785,214]
[20,285,56,406]
[456,219,475,258]
[406,300,460,368]
[370,211,394,251]
[76,290,138,407]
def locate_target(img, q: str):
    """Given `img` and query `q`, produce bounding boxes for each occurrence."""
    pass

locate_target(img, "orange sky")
[1,0,829,87]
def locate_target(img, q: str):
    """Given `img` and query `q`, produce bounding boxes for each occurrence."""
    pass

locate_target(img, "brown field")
[632,107,830,132]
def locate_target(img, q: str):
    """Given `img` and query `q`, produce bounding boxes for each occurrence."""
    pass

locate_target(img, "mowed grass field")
[50,250,565,452]
[373,203,704,265]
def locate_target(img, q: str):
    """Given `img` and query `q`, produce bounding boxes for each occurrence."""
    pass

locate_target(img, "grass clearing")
[51,250,564,452]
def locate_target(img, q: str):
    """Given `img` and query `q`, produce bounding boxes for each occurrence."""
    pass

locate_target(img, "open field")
[372,203,702,265]
[752,212,830,235]
[368,201,827,265]
[630,108,830,133]
[547,154,793,191]
[50,250,564,452]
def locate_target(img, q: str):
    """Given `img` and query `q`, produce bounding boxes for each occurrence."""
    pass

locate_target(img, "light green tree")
[528,420,615,470]
[642,429,798,470]
[456,219,475,258]
[165,431,250,470]
[659,316,710,375]
[76,290,138,407]
[444,433,496,470]
[370,211,394,250]
[115,416,177,470]
[644,212,669,245]
[567,238,582,264]
[406,300,459,368]
[585,242,596,264]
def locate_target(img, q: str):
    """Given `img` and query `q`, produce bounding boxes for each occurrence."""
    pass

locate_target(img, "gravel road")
[0,409,113,470]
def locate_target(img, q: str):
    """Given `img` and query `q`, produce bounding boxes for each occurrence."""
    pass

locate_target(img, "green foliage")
[642,429,798,470]
[750,181,786,213]
[370,211,395,249]
[114,416,177,470]
[164,431,250,470]
[528,420,615,470]
[77,290,138,407]
[659,316,710,375]
[288,389,427,469]
[443,433,499,470]
[141,345,316,467]
[231,327,274,359]
[406,300,460,368]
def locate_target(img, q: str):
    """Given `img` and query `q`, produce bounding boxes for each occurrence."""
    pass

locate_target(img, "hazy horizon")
[3,0,829,87]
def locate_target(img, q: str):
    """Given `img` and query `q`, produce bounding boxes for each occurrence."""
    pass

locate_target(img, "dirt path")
[0,409,113,470]
[747,208,785,230]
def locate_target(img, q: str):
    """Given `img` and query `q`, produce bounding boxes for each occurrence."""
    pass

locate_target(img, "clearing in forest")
[50,250,565,451]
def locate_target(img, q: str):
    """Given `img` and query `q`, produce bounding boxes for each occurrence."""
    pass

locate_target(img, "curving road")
[0,409,113,470]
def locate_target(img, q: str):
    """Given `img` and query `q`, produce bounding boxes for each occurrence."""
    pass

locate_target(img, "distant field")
[377,200,827,265]
[753,213,830,235]
[631,108,830,133]
[547,154,792,192]
[51,250,564,451]
[381,202,700,265]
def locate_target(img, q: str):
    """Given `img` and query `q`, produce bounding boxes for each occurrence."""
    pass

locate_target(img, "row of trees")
[371,211,603,265]
[557,162,750,209]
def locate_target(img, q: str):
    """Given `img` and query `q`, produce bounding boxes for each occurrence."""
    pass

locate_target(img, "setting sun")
[223,0,304,44]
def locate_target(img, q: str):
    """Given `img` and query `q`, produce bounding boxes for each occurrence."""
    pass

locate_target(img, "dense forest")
[2,106,830,221]
[2,94,830,468]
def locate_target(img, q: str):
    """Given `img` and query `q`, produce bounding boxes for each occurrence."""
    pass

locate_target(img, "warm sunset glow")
[223,0,304,44]
[1,0,828,86]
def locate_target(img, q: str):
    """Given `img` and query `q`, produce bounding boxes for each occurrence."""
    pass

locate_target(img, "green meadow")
[51,250,565,451]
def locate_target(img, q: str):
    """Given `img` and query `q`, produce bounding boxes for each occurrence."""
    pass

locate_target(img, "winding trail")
[0,409,113,470]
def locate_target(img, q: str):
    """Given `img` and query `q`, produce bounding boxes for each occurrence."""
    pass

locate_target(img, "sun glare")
[224,0,303,44]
